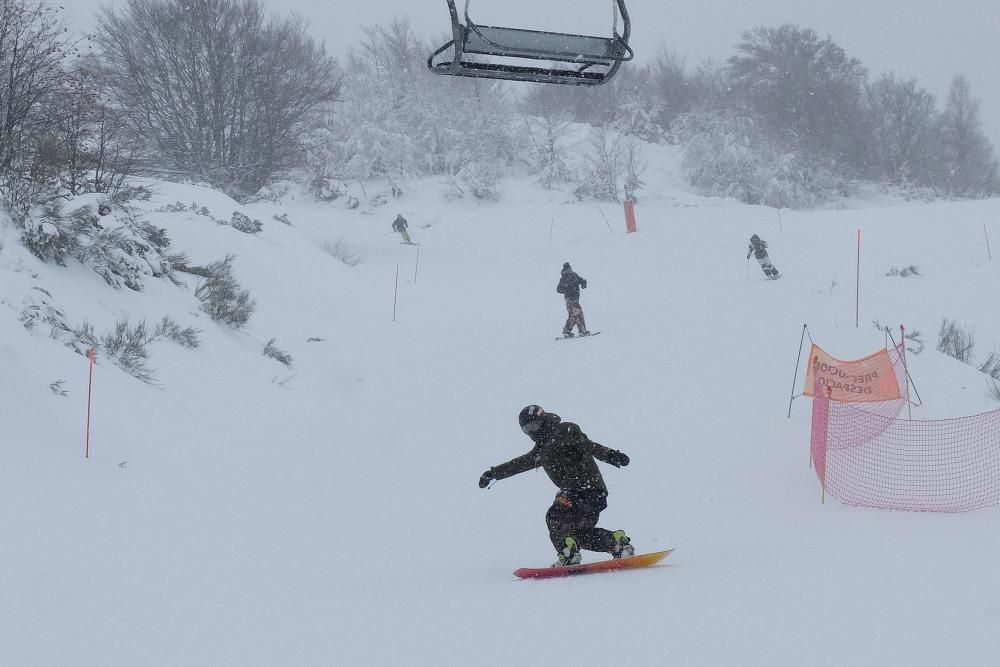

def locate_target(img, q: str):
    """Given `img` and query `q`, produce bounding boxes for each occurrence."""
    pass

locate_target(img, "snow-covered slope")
[2,167,1000,666]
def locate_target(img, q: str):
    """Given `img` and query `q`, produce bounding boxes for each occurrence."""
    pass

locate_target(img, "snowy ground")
[2,151,1000,665]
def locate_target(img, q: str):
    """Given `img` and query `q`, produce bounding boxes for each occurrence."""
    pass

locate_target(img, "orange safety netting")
[811,375,1000,512]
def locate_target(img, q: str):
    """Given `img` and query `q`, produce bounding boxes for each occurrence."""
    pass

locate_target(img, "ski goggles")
[521,420,544,435]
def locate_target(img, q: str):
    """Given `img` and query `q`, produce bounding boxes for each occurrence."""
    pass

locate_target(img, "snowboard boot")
[562,332,575,338]
[611,530,635,559]
[552,536,582,567]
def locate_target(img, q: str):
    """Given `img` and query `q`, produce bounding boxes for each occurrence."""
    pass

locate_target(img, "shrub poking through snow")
[937,319,976,364]
[194,255,256,327]
[154,316,201,348]
[323,238,363,267]
[886,264,921,277]
[229,211,263,234]
[263,338,293,367]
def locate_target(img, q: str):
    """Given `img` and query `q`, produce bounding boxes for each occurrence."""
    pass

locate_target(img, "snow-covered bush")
[937,319,976,364]
[229,211,262,235]
[194,255,256,328]
[263,338,293,367]
[20,197,169,290]
[523,115,574,190]
[154,316,201,349]
[19,286,73,338]
[323,238,363,267]
[99,318,157,383]
[674,112,839,208]
[574,126,627,202]
[886,265,921,277]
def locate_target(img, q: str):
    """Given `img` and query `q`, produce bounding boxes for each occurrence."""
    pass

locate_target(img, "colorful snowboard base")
[555,331,601,341]
[514,548,674,579]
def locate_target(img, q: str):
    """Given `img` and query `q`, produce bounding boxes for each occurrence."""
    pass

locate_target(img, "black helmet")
[518,405,546,434]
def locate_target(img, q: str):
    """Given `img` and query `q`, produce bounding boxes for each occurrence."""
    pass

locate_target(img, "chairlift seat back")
[428,0,633,86]
[465,25,624,65]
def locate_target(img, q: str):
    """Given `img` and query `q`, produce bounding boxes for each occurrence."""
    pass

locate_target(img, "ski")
[514,549,674,579]
[555,331,601,341]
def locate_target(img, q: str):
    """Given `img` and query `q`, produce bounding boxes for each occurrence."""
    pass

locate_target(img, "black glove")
[580,279,588,289]
[608,451,630,468]
[479,469,495,488]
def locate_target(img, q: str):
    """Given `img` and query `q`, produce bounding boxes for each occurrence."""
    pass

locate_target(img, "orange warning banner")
[803,344,901,402]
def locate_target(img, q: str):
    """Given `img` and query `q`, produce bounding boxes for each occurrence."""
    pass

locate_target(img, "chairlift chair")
[427,0,634,86]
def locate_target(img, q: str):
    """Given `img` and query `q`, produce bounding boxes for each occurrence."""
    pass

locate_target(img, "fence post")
[900,325,912,419]
[787,324,808,418]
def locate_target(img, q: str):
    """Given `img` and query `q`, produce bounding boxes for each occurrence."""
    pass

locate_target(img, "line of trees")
[1,2,997,216]
[524,24,999,205]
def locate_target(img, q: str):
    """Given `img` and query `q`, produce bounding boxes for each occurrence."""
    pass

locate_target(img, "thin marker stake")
[393,262,399,322]
[856,230,861,328]
[85,349,96,459]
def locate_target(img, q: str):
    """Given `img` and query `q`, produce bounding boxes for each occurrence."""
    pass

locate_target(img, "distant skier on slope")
[557,262,590,337]
[747,234,780,280]
[392,214,412,244]
[478,405,634,567]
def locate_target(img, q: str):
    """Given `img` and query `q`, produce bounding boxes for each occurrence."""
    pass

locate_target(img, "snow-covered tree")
[865,73,939,186]
[938,75,999,196]
[727,24,868,171]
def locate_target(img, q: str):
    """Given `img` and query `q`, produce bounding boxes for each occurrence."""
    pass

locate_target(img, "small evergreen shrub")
[194,255,256,327]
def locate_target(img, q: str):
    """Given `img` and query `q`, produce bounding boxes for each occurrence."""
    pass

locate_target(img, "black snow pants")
[545,489,616,554]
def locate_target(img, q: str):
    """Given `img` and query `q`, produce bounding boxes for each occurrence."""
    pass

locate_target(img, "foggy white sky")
[66,0,1000,147]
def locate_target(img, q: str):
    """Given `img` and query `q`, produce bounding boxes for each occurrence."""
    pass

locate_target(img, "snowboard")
[514,548,674,579]
[400,242,419,246]
[555,331,601,341]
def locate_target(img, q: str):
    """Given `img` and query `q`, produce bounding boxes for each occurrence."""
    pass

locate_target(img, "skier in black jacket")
[392,214,412,244]
[478,405,634,566]
[556,262,590,337]
[747,234,780,279]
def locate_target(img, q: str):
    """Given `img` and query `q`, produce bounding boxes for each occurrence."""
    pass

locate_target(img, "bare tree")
[865,73,939,186]
[0,0,71,209]
[96,0,341,200]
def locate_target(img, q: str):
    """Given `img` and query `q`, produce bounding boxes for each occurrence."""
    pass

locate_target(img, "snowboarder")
[478,405,634,567]
[747,234,780,280]
[392,214,412,244]
[557,262,589,337]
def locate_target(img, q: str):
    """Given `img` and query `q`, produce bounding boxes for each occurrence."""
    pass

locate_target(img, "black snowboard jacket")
[488,414,625,497]
[392,215,408,232]
[747,236,768,260]
[557,270,587,302]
